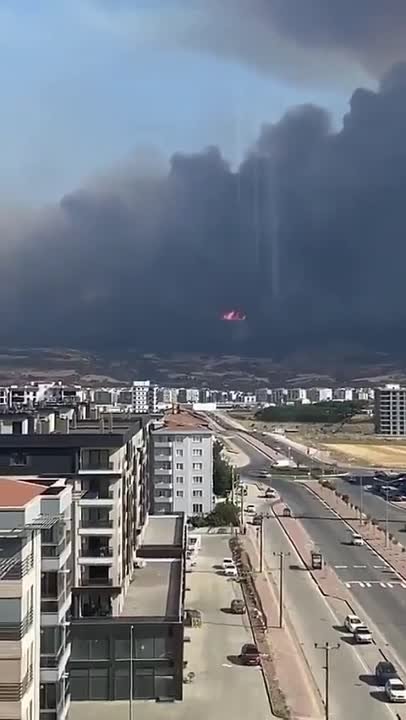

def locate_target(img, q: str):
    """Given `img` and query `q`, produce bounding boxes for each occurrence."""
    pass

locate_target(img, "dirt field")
[324,442,406,467]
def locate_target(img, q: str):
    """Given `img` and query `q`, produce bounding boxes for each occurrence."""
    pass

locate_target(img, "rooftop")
[143,515,183,547]
[0,477,47,507]
[122,560,182,619]
[155,409,211,433]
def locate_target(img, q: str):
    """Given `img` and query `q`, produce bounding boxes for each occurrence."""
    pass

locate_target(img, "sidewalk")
[306,482,406,580]
[244,528,322,720]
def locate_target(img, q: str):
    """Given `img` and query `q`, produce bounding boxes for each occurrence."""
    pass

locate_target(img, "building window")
[193,490,203,497]
[81,449,111,470]
[176,490,184,498]
[192,462,202,470]
[70,668,109,701]
[175,449,183,457]
[176,463,184,470]
[192,476,203,484]
[40,683,57,710]
[176,476,183,483]
[192,449,202,457]
[192,436,202,442]
[175,436,184,443]
[192,503,203,514]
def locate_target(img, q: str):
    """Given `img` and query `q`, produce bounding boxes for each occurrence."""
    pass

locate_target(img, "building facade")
[131,382,158,414]
[151,410,213,516]
[375,384,406,435]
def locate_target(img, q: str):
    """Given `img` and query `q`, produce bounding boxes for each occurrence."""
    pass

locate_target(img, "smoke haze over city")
[2,1,406,355]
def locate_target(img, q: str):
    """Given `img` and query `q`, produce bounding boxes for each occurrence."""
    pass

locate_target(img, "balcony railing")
[40,643,70,669]
[0,608,33,640]
[80,547,113,557]
[0,665,33,701]
[80,576,113,586]
[2,554,33,580]
[80,518,113,529]
[41,587,70,614]
[42,536,69,558]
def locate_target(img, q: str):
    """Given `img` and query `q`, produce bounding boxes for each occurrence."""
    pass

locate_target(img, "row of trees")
[255,400,368,424]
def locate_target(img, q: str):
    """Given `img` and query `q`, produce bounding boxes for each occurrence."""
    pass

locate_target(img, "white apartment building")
[151,410,214,516]
[131,381,158,414]
[333,387,354,401]
[0,477,71,720]
[286,388,307,403]
[375,384,406,435]
[306,387,333,403]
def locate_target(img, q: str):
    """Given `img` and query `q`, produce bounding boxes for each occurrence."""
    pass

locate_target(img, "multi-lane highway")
[222,428,406,672]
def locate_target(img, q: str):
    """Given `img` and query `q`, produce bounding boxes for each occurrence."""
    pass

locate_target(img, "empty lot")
[324,442,406,467]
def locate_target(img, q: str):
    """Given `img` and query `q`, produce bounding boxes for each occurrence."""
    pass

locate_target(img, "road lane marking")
[380,582,386,587]
[353,564,367,568]
[365,582,372,587]
[334,564,347,569]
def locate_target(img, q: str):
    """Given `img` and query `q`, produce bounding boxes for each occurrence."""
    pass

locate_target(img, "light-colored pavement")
[245,485,398,720]
[70,534,273,720]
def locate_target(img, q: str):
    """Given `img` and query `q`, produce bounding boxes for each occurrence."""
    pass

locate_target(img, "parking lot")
[70,533,273,720]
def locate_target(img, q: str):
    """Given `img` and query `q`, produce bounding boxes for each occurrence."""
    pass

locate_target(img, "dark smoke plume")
[3,64,406,354]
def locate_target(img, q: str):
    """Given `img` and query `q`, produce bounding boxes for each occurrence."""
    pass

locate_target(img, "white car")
[354,625,372,644]
[224,565,238,578]
[222,558,234,570]
[385,678,406,702]
[344,614,363,633]
[246,504,256,514]
[351,532,364,546]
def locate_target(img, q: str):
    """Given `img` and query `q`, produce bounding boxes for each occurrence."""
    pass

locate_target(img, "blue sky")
[0,0,362,204]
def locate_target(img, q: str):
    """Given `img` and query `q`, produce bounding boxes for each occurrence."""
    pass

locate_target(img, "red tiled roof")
[0,478,47,507]
[163,410,210,431]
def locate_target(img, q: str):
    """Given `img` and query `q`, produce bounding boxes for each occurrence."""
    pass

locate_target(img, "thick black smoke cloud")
[3,64,406,355]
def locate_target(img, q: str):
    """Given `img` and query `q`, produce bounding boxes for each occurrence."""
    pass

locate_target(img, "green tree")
[206,502,240,527]
[213,439,233,497]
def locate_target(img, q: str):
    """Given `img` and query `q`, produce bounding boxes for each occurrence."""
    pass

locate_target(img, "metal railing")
[0,608,33,640]
[2,554,33,581]
[0,666,33,701]
[79,547,113,557]
[80,518,113,528]
[80,576,113,586]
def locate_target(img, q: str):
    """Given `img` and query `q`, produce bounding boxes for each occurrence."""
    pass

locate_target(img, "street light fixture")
[273,551,290,628]
[384,487,390,547]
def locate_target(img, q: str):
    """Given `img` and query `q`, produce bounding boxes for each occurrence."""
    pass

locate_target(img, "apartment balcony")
[41,538,72,572]
[154,441,172,449]
[40,642,71,683]
[154,495,173,504]
[79,574,114,588]
[154,467,172,476]
[154,480,173,490]
[0,665,33,702]
[79,490,114,507]
[41,588,72,627]
[0,608,33,642]
[78,546,113,565]
[154,454,172,461]
[78,518,114,536]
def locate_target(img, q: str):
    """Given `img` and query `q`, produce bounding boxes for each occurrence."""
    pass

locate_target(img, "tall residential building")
[307,387,333,403]
[131,381,158,414]
[151,410,213,516]
[375,384,406,435]
[0,477,72,720]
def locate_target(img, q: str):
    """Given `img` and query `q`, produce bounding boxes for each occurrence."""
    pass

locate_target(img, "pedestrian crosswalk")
[345,580,406,589]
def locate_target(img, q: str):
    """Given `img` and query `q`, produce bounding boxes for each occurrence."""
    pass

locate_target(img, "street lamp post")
[359,477,364,526]
[315,642,340,720]
[273,551,290,628]
[129,625,134,720]
[385,488,390,547]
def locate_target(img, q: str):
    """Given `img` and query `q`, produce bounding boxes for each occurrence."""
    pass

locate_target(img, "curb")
[305,484,406,583]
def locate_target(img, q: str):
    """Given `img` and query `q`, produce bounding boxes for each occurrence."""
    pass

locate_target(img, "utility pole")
[385,488,390,547]
[257,517,264,573]
[231,467,235,506]
[273,551,290,628]
[314,642,340,720]
[240,481,244,529]
[359,476,364,526]
[129,625,134,720]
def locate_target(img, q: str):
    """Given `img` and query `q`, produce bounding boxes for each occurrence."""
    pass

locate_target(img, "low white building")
[151,409,214,516]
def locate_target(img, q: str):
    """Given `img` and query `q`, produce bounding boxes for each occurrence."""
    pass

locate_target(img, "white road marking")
[334,564,348,569]
[373,564,388,569]
[353,564,367,568]
[387,583,394,588]
[380,582,386,587]
[365,582,372,587]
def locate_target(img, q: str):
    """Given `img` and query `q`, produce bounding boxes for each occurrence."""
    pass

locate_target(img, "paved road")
[70,535,273,720]
[247,486,395,719]
[268,478,406,674]
[332,476,406,542]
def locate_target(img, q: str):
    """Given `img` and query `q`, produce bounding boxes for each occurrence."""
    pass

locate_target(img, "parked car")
[385,678,406,702]
[224,565,238,578]
[252,514,263,526]
[351,532,364,546]
[283,507,292,517]
[239,643,261,666]
[222,558,234,570]
[354,625,372,644]
[344,614,363,633]
[230,599,246,614]
[375,661,399,685]
[246,504,256,514]
[265,488,275,498]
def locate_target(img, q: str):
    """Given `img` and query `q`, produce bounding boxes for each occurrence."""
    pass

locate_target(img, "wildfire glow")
[221,310,247,322]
